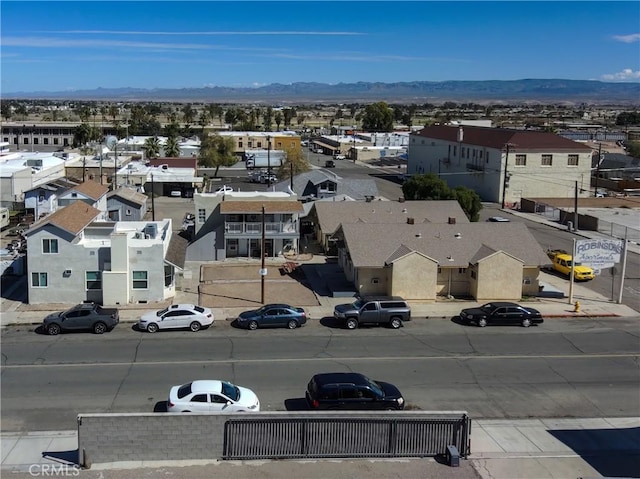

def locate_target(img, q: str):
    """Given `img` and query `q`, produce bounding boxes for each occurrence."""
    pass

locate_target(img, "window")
[32,272,48,287]
[54,138,59,145]
[453,146,457,156]
[44,138,49,145]
[34,138,39,145]
[164,265,174,287]
[568,154,579,166]
[198,208,206,224]
[238,141,243,148]
[458,268,467,274]
[191,394,208,403]
[85,271,102,290]
[471,270,477,279]
[132,271,148,289]
[515,154,527,166]
[541,154,553,166]
[42,239,59,254]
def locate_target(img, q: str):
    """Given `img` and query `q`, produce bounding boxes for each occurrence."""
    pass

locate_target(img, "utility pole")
[267,135,271,187]
[290,161,294,191]
[501,143,514,209]
[573,181,578,231]
[151,172,155,221]
[593,142,602,197]
[260,204,266,304]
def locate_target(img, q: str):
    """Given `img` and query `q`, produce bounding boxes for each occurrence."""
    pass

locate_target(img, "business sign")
[575,238,623,270]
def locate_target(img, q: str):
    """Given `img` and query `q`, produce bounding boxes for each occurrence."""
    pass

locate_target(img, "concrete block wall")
[77,411,469,467]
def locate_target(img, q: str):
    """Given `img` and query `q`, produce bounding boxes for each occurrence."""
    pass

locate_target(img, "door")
[359,302,380,324]
[339,386,365,409]
[160,310,186,329]
[491,307,509,325]
[262,307,283,327]
[210,394,232,412]
[506,307,525,325]
[61,310,83,330]
[188,393,210,412]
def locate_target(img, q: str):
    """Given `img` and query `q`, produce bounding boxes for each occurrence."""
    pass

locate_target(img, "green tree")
[361,101,394,132]
[263,106,273,131]
[198,134,237,177]
[72,123,92,147]
[278,145,311,179]
[402,173,454,201]
[452,186,482,222]
[625,141,640,158]
[182,104,195,124]
[283,108,295,127]
[164,135,181,157]
[274,111,283,130]
[143,136,161,159]
[1,101,12,120]
[402,173,482,221]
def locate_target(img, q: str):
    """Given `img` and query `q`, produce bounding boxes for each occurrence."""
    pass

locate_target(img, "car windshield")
[352,299,365,309]
[157,307,169,317]
[481,303,496,312]
[363,376,384,397]
[568,261,583,266]
[221,381,239,401]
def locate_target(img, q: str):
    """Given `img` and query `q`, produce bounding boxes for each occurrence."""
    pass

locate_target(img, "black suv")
[305,372,405,410]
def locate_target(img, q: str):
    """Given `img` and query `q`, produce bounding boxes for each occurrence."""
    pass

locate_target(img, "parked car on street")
[305,372,405,410]
[459,302,543,327]
[42,303,119,335]
[235,303,307,330]
[138,304,213,333]
[487,216,510,222]
[333,296,411,329]
[167,380,260,413]
[324,160,336,168]
[334,154,346,160]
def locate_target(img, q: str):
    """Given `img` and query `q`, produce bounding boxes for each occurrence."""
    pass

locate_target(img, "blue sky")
[2,1,639,93]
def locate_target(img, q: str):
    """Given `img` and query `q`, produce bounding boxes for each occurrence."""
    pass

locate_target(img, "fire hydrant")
[573,301,581,313]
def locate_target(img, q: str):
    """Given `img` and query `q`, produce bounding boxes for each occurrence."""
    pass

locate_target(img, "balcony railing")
[226,222,297,235]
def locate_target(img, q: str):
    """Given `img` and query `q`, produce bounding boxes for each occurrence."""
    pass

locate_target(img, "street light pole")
[267,135,272,187]
[260,204,266,304]
[501,143,515,209]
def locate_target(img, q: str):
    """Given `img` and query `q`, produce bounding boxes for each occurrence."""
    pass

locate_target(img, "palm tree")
[143,136,161,159]
[164,135,180,157]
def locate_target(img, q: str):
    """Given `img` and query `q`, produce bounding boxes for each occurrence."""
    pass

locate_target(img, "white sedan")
[138,304,213,333]
[168,380,260,413]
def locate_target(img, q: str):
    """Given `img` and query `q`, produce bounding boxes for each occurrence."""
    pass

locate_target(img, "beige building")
[407,125,593,206]
[332,221,549,301]
[217,131,301,156]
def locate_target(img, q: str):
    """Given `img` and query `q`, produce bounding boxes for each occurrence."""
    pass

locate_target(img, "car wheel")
[521,318,532,328]
[248,320,259,330]
[346,318,358,330]
[478,318,488,328]
[47,323,61,336]
[287,320,298,329]
[389,317,402,329]
[189,321,201,332]
[93,322,107,334]
[146,323,159,333]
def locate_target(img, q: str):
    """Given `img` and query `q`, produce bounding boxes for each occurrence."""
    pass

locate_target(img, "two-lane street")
[1,316,638,432]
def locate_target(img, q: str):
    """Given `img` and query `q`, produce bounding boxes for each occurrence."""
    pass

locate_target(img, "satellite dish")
[105,136,118,149]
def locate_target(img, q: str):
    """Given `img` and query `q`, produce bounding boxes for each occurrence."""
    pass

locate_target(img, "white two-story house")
[26,201,180,305]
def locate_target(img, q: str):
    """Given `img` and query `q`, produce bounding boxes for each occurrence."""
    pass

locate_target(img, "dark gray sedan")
[235,303,307,330]
[459,302,543,328]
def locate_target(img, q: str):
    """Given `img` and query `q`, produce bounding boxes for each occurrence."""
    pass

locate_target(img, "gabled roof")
[274,170,379,200]
[65,180,110,201]
[165,232,189,270]
[414,125,592,152]
[27,201,101,236]
[107,187,148,206]
[313,200,469,236]
[338,222,549,268]
[220,200,303,214]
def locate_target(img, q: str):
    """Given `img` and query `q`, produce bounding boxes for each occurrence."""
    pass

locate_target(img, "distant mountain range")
[5,79,640,104]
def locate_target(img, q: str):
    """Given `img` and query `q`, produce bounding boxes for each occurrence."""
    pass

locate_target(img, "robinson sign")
[575,238,623,271]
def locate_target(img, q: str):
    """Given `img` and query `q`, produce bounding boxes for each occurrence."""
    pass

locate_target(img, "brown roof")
[149,157,198,169]
[29,201,101,236]
[314,200,469,235]
[69,180,110,201]
[220,200,304,214]
[414,125,592,152]
[338,222,549,268]
[165,232,189,270]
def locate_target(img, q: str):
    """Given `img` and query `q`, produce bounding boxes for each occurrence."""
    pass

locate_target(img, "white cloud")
[45,30,365,36]
[601,68,640,81]
[2,36,212,50]
[612,33,640,43]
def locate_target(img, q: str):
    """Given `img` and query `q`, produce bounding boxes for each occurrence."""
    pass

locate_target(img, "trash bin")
[446,445,460,467]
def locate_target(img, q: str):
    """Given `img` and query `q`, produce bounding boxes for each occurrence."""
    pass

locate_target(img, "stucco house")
[106,187,148,221]
[57,180,110,220]
[23,178,80,220]
[187,191,303,261]
[26,201,181,305]
[309,200,470,253]
[332,221,550,301]
[407,125,593,205]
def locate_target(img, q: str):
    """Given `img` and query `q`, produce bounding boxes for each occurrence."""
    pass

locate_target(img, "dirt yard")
[198,263,320,308]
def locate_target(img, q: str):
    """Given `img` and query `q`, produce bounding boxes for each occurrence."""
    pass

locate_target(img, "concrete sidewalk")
[3,417,639,478]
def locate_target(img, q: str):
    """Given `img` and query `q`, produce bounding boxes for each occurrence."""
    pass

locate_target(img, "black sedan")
[459,302,543,328]
[235,303,308,330]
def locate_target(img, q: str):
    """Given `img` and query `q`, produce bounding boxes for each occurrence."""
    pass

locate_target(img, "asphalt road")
[1,316,638,432]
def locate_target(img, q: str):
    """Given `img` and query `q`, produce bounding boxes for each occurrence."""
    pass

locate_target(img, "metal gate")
[223,415,471,460]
